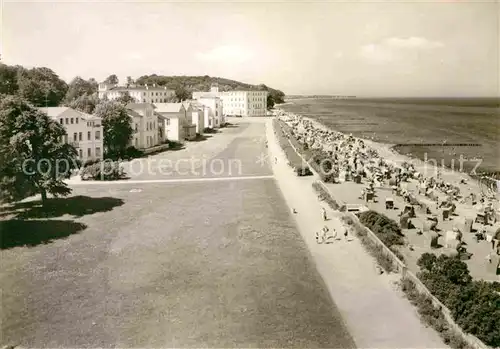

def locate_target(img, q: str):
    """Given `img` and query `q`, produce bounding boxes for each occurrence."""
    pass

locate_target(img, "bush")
[358,210,404,247]
[416,253,500,347]
[80,160,125,181]
[124,146,143,159]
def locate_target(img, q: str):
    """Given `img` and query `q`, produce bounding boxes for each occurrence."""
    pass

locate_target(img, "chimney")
[145,83,148,90]
[153,83,156,87]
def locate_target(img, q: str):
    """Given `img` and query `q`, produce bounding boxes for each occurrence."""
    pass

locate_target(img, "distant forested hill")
[135,74,285,105]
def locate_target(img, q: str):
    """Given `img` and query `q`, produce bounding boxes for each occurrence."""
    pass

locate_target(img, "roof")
[108,85,174,92]
[39,107,96,120]
[126,102,155,110]
[193,92,220,99]
[126,109,143,118]
[154,103,185,113]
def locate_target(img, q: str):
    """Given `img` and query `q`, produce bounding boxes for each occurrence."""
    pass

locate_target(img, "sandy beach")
[275,108,500,283]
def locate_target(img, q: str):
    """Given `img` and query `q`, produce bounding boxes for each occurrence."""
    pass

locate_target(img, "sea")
[279,98,500,179]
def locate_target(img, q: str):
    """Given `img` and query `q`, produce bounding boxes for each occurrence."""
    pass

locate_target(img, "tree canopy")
[64,76,98,104]
[94,101,133,159]
[8,66,69,107]
[135,75,285,104]
[104,74,119,85]
[0,95,78,204]
[416,253,500,347]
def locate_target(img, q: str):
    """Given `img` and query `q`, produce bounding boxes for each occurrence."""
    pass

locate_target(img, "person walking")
[344,227,349,240]
[322,207,327,221]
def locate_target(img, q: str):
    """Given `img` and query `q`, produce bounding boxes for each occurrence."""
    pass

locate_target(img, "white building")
[98,83,176,104]
[192,86,224,128]
[194,84,267,118]
[40,107,104,162]
[185,100,206,135]
[126,103,160,149]
[220,89,267,117]
[155,103,196,142]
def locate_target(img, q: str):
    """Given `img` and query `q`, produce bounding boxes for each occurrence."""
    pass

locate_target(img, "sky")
[1,0,499,97]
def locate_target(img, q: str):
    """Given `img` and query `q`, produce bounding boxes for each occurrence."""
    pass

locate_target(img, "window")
[95,131,100,140]
[71,118,74,124]
[87,148,91,157]
[79,149,83,158]
[88,131,91,140]
[216,111,218,116]
[135,138,138,147]
[76,118,79,124]
[65,118,69,124]
[79,132,82,141]
[60,118,63,124]
[73,133,77,142]
[135,123,138,132]
[166,118,170,126]
[96,147,101,157]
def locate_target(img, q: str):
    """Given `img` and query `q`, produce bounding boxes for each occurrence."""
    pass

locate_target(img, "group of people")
[277,109,500,272]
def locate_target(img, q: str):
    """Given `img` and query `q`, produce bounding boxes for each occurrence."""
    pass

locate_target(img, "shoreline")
[275,107,498,199]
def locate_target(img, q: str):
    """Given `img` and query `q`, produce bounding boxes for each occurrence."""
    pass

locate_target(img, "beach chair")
[475,213,487,225]
[385,198,394,210]
[403,205,416,218]
[442,208,451,221]
[365,191,374,203]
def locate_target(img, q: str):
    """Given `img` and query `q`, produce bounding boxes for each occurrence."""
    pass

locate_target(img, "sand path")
[265,117,447,348]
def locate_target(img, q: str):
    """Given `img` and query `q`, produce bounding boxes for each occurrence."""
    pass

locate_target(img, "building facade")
[186,101,206,135]
[98,83,176,104]
[126,103,159,149]
[192,86,224,127]
[220,90,267,117]
[155,103,196,142]
[193,84,267,118]
[40,107,104,162]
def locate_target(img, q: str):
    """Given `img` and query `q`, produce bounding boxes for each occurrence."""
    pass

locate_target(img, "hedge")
[358,210,405,247]
[416,253,500,347]
[81,160,125,181]
[401,277,469,349]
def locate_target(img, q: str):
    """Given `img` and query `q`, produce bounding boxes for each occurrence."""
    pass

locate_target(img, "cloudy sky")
[2,0,498,96]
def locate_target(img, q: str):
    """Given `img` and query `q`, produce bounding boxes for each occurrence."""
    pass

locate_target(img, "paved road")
[120,121,273,181]
[1,118,355,348]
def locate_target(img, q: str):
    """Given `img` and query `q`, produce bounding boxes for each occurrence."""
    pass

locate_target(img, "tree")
[94,100,133,158]
[17,67,68,107]
[64,76,98,104]
[103,74,119,85]
[126,76,134,87]
[0,96,78,205]
[174,85,192,102]
[68,93,99,114]
[0,63,20,95]
[115,91,136,105]
[267,94,275,109]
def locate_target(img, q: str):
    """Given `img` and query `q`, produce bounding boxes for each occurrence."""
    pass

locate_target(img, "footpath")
[265,118,447,349]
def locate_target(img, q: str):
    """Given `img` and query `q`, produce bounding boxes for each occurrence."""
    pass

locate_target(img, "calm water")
[280,98,500,176]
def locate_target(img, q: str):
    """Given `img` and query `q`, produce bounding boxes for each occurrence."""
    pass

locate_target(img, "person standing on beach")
[322,207,327,221]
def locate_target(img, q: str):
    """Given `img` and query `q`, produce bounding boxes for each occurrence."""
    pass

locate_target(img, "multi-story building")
[193,84,267,118]
[40,107,104,162]
[126,103,160,149]
[155,103,196,142]
[98,83,176,104]
[192,86,224,128]
[220,89,267,117]
[184,100,206,135]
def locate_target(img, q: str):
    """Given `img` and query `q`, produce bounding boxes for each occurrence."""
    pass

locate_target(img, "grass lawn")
[1,180,354,348]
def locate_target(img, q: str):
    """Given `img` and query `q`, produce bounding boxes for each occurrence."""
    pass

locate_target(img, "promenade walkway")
[266,118,447,349]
